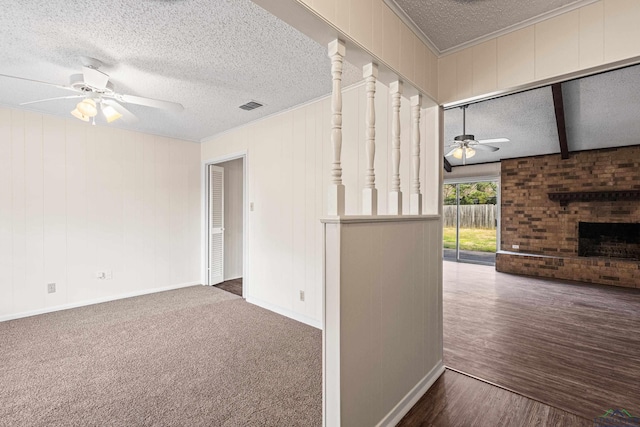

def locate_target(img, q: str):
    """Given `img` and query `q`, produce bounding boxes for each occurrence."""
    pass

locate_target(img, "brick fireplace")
[496,146,640,288]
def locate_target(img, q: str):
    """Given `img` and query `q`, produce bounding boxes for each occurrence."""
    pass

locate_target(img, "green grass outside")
[443,227,496,253]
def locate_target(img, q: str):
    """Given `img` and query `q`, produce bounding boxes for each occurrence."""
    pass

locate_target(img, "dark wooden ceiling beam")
[444,157,452,172]
[551,83,570,160]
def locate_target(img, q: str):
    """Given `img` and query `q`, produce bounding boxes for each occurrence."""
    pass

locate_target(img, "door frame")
[443,175,501,266]
[202,151,248,297]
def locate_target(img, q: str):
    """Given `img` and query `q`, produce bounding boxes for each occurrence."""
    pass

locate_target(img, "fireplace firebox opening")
[578,222,640,260]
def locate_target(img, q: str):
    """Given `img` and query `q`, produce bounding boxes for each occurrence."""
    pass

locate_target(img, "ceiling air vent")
[239,101,263,111]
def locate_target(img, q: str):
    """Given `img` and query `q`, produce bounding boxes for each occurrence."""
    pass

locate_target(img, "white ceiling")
[388,0,589,52]
[0,0,361,142]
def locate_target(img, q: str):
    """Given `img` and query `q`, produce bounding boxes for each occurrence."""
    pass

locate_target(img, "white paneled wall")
[218,158,244,281]
[438,0,640,104]
[201,82,439,326]
[0,107,201,320]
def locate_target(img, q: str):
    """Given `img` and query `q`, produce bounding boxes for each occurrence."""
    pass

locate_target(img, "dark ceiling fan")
[445,105,509,165]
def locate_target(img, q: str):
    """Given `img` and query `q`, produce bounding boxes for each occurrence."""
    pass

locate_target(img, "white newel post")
[410,94,423,215]
[362,63,378,215]
[389,81,403,215]
[328,39,346,216]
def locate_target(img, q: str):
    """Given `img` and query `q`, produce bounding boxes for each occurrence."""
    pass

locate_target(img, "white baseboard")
[245,296,322,329]
[0,281,201,323]
[376,361,445,427]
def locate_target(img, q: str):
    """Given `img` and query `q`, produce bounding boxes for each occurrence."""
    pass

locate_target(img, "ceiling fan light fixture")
[76,98,97,117]
[452,146,476,160]
[466,147,476,159]
[71,108,90,122]
[102,105,122,123]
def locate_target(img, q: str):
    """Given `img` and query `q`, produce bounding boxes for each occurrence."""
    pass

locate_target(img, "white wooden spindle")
[410,94,423,215]
[389,81,403,215]
[362,63,378,215]
[327,39,346,216]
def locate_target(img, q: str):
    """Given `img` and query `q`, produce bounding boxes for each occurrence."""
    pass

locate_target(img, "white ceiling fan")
[446,105,509,165]
[0,57,184,125]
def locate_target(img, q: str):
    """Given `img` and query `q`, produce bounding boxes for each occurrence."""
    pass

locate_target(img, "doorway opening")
[443,180,498,265]
[206,156,245,298]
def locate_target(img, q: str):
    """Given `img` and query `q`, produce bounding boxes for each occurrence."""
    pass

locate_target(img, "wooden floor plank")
[442,261,640,420]
[398,370,591,426]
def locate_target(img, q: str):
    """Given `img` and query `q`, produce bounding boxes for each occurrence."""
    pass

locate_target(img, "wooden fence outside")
[443,205,497,229]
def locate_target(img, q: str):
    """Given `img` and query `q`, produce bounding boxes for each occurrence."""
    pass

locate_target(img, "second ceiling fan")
[446,105,509,165]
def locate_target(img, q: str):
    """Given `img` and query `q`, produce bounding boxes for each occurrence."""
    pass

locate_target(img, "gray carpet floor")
[0,286,322,427]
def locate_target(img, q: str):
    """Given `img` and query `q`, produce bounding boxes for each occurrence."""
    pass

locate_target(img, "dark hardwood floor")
[214,278,242,297]
[399,369,591,426]
[441,261,640,421]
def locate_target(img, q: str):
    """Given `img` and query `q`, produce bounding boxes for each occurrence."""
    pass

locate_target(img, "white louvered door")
[208,165,224,285]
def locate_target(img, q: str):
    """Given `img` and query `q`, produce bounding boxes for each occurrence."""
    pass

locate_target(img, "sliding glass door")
[443,181,498,265]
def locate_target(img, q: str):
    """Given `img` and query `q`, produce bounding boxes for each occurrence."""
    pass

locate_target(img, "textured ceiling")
[0,0,361,142]
[390,0,586,52]
[444,64,640,167]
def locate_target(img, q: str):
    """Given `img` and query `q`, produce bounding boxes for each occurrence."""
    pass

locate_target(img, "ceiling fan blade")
[0,73,77,93]
[82,66,109,90]
[477,138,509,144]
[473,144,499,152]
[20,94,85,106]
[115,93,184,112]
[102,99,139,124]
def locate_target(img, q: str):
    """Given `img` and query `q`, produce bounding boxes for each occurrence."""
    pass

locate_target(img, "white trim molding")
[376,362,445,427]
[384,0,600,57]
[246,296,322,329]
[0,281,200,323]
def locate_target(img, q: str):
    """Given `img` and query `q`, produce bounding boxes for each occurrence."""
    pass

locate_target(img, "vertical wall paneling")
[349,0,373,51]
[22,112,44,313]
[472,39,498,96]
[0,107,201,321]
[579,1,604,69]
[0,108,13,315]
[292,108,306,311]
[323,217,444,426]
[455,48,474,100]
[382,5,401,71]
[400,25,416,83]
[42,115,67,307]
[438,53,457,104]
[534,10,580,80]
[604,0,640,63]
[371,0,384,59]
[497,27,536,89]
[11,111,27,313]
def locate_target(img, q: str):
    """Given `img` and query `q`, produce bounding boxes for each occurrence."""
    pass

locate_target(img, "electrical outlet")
[105,270,113,280]
[299,290,305,302]
[512,244,519,249]
[47,283,56,294]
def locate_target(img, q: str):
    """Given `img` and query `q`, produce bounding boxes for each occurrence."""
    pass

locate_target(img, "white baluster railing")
[362,63,378,215]
[410,94,422,215]
[327,39,346,216]
[389,81,403,215]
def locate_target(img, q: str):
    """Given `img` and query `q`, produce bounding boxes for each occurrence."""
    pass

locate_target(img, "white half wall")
[0,107,201,320]
[201,82,439,326]
[322,216,443,426]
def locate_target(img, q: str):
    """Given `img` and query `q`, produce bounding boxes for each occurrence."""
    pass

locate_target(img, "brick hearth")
[496,146,640,288]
